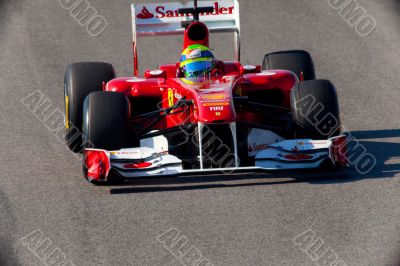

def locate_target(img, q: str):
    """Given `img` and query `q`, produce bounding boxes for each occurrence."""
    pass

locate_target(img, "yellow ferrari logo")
[168,89,174,107]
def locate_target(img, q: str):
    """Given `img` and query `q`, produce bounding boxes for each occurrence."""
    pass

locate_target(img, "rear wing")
[131,0,240,76]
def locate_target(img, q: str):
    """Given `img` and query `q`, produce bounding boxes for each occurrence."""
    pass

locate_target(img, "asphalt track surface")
[1,0,400,265]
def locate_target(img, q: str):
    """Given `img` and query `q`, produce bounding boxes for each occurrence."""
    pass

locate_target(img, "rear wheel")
[263,50,316,80]
[64,62,115,153]
[291,79,341,139]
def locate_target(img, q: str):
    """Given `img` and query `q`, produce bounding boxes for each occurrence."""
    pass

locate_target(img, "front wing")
[83,136,348,182]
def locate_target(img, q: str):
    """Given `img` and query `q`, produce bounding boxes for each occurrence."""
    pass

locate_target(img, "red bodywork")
[106,69,296,129]
[108,22,297,134]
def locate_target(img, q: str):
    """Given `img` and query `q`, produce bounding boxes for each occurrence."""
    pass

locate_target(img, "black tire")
[291,80,341,139]
[82,91,134,151]
[263,50,316,80]
[64,62,115,153]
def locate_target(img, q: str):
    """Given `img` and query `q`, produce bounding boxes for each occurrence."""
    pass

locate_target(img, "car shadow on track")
[348,129,400,179]
[109,129,400,194]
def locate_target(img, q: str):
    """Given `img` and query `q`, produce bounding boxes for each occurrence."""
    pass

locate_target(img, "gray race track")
[1,0,400,265]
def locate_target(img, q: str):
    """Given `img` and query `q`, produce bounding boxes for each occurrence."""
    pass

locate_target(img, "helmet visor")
[181,59,215,78]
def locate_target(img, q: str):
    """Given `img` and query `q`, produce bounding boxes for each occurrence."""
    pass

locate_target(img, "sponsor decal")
[137,2,234,20]
[111,151,140,155]
[201,99,229,103]
[124,162,152,169]
[247,129,285,156]
[137,6,155,19]
[215,112,221,116]
[248,143,270,154]
[210,106,224,111]
[308,141,328,145]
[284,154,314,160]
[200,87,226,93]
[201,94,227,100]
[203,101,230,107]
[296,141,328,148]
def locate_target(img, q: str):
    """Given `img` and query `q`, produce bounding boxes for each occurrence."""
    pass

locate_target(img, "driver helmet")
[180,44,215,78]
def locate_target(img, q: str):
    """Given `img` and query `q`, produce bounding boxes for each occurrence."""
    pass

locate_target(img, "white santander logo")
[137,2,234,20]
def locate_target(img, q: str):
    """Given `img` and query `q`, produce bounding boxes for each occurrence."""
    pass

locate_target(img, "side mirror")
[144,69,167,79]
[240,65,261,75]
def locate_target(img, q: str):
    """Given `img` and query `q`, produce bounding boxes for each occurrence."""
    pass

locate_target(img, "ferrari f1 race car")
[63,0,348,183]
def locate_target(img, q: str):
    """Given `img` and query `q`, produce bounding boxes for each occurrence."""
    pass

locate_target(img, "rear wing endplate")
[131,0,240,76]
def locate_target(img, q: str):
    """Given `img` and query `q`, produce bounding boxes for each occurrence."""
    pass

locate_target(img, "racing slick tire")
[263,50,316,80]
[64,62,115,153]
[291,79,341,139]
[82,91,133,151]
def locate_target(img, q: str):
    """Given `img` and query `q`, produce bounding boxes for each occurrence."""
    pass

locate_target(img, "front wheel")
[82,92,138,184]
[291,79,341,139]
[82,91,135,151]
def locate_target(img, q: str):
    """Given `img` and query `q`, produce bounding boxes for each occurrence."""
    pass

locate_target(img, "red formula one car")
[63,0,348,183]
